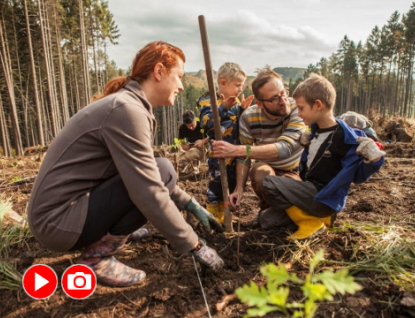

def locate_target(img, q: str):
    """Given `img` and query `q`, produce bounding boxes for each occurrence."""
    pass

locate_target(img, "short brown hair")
[293,73,336,109]
[251,65,283,100]
[183,110,195,124]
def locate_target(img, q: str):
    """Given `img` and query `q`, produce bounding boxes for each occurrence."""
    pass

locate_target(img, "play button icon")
[35,273,49,291]
[23,264,58,300]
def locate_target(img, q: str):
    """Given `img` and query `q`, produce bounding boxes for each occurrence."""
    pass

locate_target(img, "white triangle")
[35,273,49,291]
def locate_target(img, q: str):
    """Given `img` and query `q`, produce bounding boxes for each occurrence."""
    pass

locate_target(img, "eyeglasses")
[259,90,288,104]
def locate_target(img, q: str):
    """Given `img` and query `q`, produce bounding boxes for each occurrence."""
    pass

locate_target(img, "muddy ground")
[0,141,414,318]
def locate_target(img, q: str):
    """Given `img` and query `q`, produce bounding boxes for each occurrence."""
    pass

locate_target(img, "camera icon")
[67,272,92,290]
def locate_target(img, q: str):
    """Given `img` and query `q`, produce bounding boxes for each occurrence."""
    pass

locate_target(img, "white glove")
[299,130,312,147]
[356,137,385,163]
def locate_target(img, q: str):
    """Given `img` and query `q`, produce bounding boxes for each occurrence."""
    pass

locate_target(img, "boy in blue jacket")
[259,73,385,240]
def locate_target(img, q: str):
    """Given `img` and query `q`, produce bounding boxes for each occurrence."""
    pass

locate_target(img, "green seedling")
[236,249,362,318]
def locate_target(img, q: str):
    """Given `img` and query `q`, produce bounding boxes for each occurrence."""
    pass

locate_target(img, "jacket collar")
[310,118,359,145]
[123,80,154,116]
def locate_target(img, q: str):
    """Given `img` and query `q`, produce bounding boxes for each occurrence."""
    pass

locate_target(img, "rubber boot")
[217,201,224,224]
[321,213,336,228]
[285,206,325,240]
[206,202,224,224]
[77,233,146,287]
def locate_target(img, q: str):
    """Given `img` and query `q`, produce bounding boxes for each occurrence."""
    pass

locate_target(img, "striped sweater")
[237,98,306,171]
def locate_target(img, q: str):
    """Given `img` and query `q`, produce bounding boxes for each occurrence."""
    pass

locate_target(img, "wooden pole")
[198,15,233,232]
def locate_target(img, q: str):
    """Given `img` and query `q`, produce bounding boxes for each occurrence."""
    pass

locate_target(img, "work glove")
[185,197,224,233]
[190,238,224,271]
[356,137,386,163]
[299,130,312,147]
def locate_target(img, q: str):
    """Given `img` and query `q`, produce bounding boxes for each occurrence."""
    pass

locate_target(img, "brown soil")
[1,142,414,318]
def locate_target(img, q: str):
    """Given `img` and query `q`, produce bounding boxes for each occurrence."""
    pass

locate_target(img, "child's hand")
[356,137,386,163]
[229,187,244,209]
[220,94,238,109]
[240,94,254,109]
[299,131,312,147]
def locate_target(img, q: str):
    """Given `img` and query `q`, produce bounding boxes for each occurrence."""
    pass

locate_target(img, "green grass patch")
[331,222,415,291]
[0,199,32,290]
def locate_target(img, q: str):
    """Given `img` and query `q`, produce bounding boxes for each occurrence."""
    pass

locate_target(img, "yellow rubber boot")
[321,215,333,228]
[206,202,223,224]
[217,201,224,224]
[285,206,325,240]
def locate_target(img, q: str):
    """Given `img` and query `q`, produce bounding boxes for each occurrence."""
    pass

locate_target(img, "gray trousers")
[259,175,335,232]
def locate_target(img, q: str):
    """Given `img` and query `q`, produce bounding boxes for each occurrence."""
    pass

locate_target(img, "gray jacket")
[28,81,198,253]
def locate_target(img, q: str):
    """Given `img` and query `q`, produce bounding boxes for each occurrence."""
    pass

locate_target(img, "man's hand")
[212,140,238,158]
[240,94,254,110]
[356,137,386,163]
[190,239,224,271]
[185,198,224,233]
[299,130,312,147]
[229,187,244,209]
[220,94,238,109]
[194,139,204,148]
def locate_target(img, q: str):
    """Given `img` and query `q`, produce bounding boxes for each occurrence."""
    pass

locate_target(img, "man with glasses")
[212,66,306,231]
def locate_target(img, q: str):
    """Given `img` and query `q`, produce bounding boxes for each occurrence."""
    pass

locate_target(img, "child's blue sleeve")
[199,98,237,132]
[353,156,385,184]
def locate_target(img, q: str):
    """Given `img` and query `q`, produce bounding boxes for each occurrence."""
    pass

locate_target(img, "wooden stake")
[198,15,233,232]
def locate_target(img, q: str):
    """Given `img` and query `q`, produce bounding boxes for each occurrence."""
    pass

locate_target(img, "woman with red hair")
[28,41,224,287]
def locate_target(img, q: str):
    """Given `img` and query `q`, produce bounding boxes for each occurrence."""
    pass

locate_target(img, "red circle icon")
[22,264,58,300]
[61,264,97,299]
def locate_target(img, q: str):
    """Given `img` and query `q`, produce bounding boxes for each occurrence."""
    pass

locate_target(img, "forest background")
[1,0,415,157]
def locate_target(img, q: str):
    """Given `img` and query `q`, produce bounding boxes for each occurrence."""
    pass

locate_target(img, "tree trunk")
[403,46,413,116]
[0,11,24,156]
[44,0,61,130]
[79,0,91,105]
[51,0,69,124]
[162,107,168,145]
[37,0,58,137]
[24,0,45,146]
[346,79,353,111]
[0,93,11,157]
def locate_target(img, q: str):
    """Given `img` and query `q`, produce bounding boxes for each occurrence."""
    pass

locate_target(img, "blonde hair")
[251,65,283,100]
[293,73,336,110]
[217,62,246,84]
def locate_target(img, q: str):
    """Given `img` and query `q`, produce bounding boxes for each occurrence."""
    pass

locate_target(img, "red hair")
[92,41,185,101]
[91,76,127,101]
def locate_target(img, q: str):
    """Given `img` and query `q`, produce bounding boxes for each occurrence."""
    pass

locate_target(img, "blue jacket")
[300,119,384,213]
[198,92,244,168]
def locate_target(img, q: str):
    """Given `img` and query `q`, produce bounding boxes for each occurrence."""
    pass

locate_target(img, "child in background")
[198,62,254,222]
[259,73,385,239]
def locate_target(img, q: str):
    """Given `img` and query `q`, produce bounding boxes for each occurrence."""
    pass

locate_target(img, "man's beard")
[262,103,290,117]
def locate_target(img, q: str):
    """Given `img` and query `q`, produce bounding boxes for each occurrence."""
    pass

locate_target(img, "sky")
[106,0,413,75]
